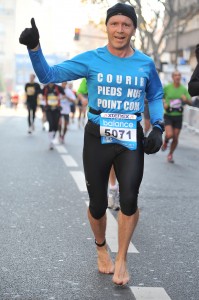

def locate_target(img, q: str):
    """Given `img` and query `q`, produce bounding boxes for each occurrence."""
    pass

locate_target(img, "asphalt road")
[0,106,198,300]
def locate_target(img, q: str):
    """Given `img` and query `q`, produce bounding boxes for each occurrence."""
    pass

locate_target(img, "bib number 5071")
[104,128,132,140]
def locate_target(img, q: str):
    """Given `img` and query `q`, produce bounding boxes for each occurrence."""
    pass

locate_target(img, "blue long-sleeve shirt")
[28,45,164,126]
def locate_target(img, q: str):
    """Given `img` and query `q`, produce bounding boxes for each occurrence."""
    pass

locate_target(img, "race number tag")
[48,94,58,106]
[26,86,35,96]
[100,113,137,150]
[170,98,182,109]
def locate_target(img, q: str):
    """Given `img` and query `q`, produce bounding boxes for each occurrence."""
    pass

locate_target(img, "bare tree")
[81,0,199,66]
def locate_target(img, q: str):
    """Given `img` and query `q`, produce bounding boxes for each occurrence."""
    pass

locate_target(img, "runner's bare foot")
[97,246,115,274]
[112,259,129,285]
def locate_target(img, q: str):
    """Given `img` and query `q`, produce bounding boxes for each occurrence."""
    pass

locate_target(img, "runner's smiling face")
[106,15,136,53]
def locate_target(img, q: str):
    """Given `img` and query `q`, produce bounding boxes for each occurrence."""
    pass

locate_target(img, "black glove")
[19,18,39,49]
[195,44,199,63]
[144,127,163,155]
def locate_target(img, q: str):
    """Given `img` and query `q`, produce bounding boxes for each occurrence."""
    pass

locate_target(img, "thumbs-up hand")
[19,18,40,49]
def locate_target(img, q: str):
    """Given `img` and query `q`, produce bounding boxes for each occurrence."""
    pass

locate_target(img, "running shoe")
[49,142,54,150]
[167,153,174,163]
[108,188,120,210]
[28,127,32,134]
[113,190,120,211]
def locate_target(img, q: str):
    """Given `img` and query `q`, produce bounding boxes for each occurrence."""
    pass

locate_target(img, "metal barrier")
[183,105,199,133]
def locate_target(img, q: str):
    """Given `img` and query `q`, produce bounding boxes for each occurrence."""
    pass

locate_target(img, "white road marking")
[55,145,68,154]
[130,287,172,300]
[85,201,139,253]
[61,155,78,167]
[70,171,87,192]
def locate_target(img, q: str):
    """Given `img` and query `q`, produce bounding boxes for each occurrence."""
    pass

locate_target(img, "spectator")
[188,44,199,96]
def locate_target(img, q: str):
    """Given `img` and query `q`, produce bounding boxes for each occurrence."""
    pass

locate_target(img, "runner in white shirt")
[59,82,76,143]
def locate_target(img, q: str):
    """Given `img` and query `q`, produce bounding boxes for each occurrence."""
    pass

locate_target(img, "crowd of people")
[24,75,86,147]
[18,2,198,287]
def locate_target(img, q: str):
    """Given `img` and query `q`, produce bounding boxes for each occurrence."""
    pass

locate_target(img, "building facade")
[0,0,16,93]
[165,0,199,69]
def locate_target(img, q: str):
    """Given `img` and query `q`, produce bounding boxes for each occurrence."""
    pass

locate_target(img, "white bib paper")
[100,113,137,150]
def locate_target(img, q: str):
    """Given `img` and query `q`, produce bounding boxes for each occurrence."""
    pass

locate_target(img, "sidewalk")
[180,125,199,149]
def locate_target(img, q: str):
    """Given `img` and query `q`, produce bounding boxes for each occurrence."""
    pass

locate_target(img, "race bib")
[48,94,58,106]
[170,98,182,109]
[100,113,137,150]
[27,86,35,96]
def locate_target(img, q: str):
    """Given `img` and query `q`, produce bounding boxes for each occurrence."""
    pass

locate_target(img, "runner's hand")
[19,18,39,49]
[144,127,162,154]
[195,44,199,62]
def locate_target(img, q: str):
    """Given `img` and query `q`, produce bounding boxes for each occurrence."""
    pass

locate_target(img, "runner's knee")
[120,194,138,216]
[89,202,107,220]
